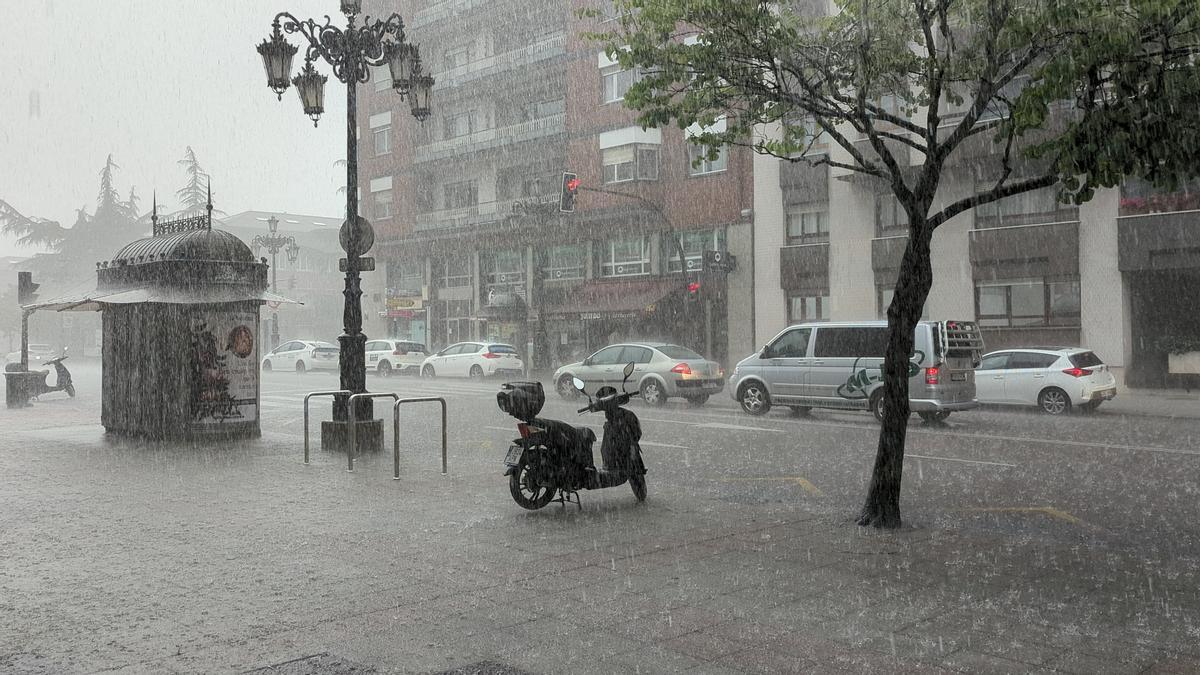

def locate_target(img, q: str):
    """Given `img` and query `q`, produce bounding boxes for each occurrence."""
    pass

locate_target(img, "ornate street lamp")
[252,215,298,351]
[257,3,433,453]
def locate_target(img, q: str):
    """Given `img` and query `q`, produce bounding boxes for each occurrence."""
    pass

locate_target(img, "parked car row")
[261,338,526,380]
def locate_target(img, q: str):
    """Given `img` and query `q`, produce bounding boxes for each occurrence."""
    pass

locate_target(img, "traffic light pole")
[20,310,30,371]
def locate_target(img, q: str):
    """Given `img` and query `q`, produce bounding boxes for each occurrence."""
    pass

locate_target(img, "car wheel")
[422,365,436,379]
[1038,387,1071,415]
[738,382,771,416]
[469,365,485,379]
[870,390,886,423]
[918,411,951,424]
[262,360,272,372]
[556,375,579,399]
[640,380,666,407]
[295,361,307,375]
[685,395,709,407]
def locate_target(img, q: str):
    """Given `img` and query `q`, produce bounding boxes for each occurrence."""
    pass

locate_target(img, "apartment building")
[357,0,753,371]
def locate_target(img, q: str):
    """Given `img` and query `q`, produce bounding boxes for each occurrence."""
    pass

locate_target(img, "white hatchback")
[975,348,1117,414]
[365,339,428,377]
[420,342,524,379]
[261,340,340,374]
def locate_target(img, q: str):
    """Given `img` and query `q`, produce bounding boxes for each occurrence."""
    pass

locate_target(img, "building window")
[438,254,471,288]
[389,259,424,293]
[373,125,391,156]
[599,235,651,277]
[443,180,478,210]
[875,195,908,237]
[975,277,1081,327]
[444,44,472,71]
[785,208,829,245]
[788,294,830,323]
[603,144,658,184]
[601,64,638,103]
[542,244,586,281]
[482,249,526,288]
[372,65,391,92]
[373,189,393,219]
[687,143,728,176]
[443,110,477,139]
[876,286,930,320]
[665,229,723,273]
[974,182,1076,228]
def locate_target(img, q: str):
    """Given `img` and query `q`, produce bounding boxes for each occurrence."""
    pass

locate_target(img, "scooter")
[31,355,75,399]
[497,362,647,510]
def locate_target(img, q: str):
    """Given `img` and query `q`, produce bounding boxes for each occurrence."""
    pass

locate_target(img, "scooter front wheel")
[510,461,555,510]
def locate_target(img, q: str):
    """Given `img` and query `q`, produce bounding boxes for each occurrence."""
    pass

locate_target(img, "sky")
[0,0,358,258]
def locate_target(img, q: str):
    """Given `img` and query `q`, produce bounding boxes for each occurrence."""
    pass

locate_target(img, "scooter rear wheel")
[510,460,555,510]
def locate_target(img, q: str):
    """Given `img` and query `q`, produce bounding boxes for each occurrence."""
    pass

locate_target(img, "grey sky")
[0,0,356,258]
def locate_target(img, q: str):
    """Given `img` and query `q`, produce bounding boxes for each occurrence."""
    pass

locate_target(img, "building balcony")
[968,220,1079,281]
[1118,209,1200,272]
[413,113,565,164]
[432,34,566,93]
[779,157,829,201]
[409,0,489,29]
[779,242,830,293]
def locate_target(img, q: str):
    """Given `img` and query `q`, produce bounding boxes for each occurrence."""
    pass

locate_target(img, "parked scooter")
[31,354,75,399]
[497,362,647,509]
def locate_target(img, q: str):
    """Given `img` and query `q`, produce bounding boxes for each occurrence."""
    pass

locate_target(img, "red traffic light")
[688,282,701,293]
[566,177,581,193]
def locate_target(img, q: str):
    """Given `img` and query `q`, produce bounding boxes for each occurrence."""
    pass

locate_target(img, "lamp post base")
[320,418,384,453]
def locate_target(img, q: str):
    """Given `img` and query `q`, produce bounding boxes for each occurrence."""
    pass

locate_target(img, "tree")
[176,146,221,216]
[594,0,1200,527]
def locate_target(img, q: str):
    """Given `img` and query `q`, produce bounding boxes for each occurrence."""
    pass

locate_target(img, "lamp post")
[257,1,433,451]
[251,215,299,350]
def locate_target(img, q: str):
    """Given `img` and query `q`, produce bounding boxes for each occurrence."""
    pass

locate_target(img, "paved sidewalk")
[1,418,1198,674]
[1104,387,1200,419]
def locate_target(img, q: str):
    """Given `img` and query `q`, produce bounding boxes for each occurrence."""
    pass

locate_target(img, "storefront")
[540,279,684,368]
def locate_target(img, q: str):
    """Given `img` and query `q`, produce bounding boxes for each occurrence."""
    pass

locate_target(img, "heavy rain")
[1,0,1199,673]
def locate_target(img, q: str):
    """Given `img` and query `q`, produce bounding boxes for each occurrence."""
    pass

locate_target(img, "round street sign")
[339,216,375,256]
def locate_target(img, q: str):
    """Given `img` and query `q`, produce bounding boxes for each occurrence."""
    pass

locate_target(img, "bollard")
[346,392,399,472]
[302,390,350,464]
[392,397,449,480]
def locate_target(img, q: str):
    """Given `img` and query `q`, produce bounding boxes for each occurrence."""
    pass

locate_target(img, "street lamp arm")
[273,11,405,84]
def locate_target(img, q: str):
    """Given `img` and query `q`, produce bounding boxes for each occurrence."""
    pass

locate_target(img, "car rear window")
[1069,351,1104,368]
[313,342,337,350]
[488,345,518,354]
[657,345,703,360]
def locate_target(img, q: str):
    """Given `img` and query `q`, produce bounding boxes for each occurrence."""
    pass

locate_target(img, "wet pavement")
[1,364,1198,673]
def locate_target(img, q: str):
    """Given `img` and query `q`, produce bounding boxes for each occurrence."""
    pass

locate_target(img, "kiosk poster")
[190,310,258,425]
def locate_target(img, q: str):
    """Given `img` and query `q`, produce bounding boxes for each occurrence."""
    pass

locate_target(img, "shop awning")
[23,287,301,313]
[542,279,680,319]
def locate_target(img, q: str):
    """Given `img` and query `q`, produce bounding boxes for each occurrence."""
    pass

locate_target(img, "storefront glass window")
[599,235,651,277]
[665,229,723,273]
[542,245,586,281]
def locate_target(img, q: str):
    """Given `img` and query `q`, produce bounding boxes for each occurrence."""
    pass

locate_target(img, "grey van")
[728,320,985,423]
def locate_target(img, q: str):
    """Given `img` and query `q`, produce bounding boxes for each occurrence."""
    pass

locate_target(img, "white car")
[365,339,428,377]
[261,340,339,374]
[420,342,524,379]
[975,347,1117,414]
[4,344,56,365]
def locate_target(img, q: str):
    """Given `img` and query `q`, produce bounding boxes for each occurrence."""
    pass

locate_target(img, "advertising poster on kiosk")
[189,309,259,427]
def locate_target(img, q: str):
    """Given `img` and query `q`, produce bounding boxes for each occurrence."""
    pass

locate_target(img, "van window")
[765,328,811,358]
[813,327,887,358]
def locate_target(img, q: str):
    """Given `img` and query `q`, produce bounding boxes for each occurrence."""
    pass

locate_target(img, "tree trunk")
[857,222,934,529]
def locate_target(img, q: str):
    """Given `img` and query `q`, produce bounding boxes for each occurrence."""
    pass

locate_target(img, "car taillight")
[671,363,692,375]
[925,366,940,385]
[1063,367,1093,377]
[517,423,531,438]
[311,349,319,357]
[482,352,501,359]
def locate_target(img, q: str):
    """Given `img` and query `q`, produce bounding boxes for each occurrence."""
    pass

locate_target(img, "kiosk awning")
[23,287,301,312]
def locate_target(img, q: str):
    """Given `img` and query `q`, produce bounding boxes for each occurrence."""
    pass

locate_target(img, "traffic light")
[560,172,580,213]
[17,272,39,306]
[687,281,701,303]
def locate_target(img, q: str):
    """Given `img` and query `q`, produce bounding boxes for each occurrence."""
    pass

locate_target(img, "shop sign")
[387,309,416,319]
[387,296,423,310]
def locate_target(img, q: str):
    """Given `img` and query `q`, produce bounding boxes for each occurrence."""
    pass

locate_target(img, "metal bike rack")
[347,392,400,472]
[303,390,351,464]
[391,397,448,480]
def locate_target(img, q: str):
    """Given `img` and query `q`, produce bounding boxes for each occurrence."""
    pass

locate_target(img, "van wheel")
[738,382,771,416]
[377,361,392,377]
[1038,387,1071,415]
[870,390,886,422]
[918,411,950,424]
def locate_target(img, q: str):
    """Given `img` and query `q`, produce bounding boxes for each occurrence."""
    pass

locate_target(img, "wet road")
[245,367,1200,557]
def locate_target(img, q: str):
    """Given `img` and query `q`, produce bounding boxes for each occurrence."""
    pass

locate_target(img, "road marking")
[907,454,1017,468]
[723,476,823,496]
[961,506,1083,525]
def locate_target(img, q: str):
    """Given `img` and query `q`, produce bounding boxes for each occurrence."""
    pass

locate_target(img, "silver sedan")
[553,342,725,407]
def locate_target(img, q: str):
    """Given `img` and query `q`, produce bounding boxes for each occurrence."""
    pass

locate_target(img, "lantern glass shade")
[267,216,279,233]
[340,0,362,15]
[286,241,301,263]
[409,73,434,123]
[386,43,415,94]
[293,61,328,126]
[257,31,298,99]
